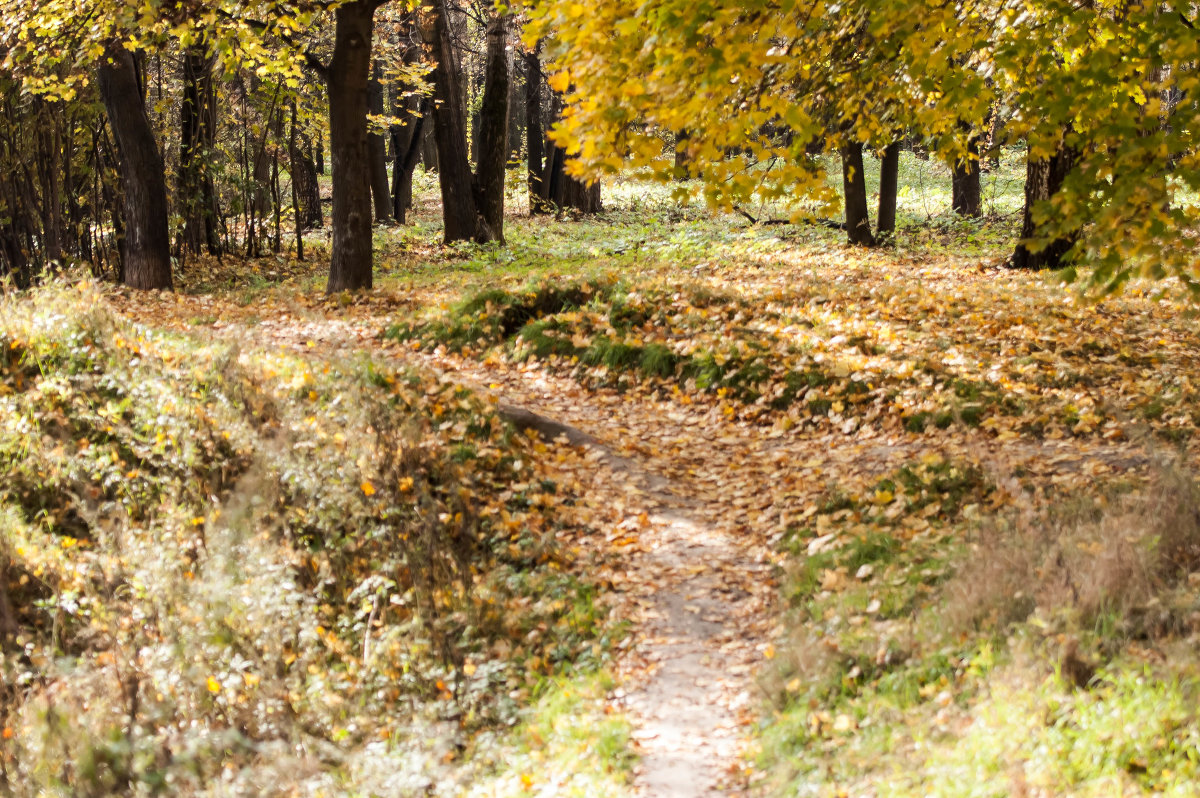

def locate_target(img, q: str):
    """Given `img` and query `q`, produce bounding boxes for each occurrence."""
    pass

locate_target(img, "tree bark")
[390,32,425,222]
[326,0,383,292]
[1011,140,1078,270]
[841,141,875,246]
[368,61,392,224]
[289,106,322,231]
[473,9,510,242]
[425,0,487,242]
[179,43,221,256]
[952,130,982,217]
[35,102,63,266]
[877,142,900,238]
[391,98,424,223]
[98,42,172,290]
[674,130,691,180]
[420,112,438,172]
[525,48,547,214]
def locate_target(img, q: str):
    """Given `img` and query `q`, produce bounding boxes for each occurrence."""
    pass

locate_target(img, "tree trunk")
[674,130,691,180]
[391,34,425,222]
[525,49,546,214]
[391,99,424,223]
[507,50,523,163]
[425,0,486,242]
[472,9,510,242]
[249,78,278,257]
[952,131,982,217]
[35,103,63,266]
[179,43,221,256]
[289,105,323,231]
[368,61,392,224]
[326,0,381,292]
[877,142,900,238]
[841,141,875,246]
[562,173,602,213]
[536,92,601,214]
[420,112,438,172]
[1011,140,1078,270]
[97,42,172,290]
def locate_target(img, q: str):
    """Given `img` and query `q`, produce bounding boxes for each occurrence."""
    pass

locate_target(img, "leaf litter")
[96,220,1200,795]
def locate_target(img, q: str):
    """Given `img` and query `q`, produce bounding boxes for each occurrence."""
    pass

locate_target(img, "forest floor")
[7,156,1200,796]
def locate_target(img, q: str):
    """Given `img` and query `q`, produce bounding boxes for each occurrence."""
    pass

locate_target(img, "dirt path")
[408,350,777,796]
[218,316,778,794]
[148,307,1157,796]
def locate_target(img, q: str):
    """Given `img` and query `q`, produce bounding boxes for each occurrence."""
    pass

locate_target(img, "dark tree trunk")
[326,0,382,292]
[952,131,982,217]
[1011,140,1078,270]
[98,42,171,290]
[420,109,438,172]
[368,61,391,224]
[390,33,425,222]
[472,10,510,242]
[179,43,221,256]
[674,130,691,180]
[289,107,322,231]
[536,93,601,214]
[984,106,1002,170]
[249,78,279,257]
[425,0,486,242]
[289,103,305,259]
[841,141,875,247]
[391,99,424,223]
[525,49,546,214]
[539,143,601,213]
[562,173,602,212]
[316,128,325,174]
[35,103,63,266]
[507,51,523,163]
[877,142,900,238]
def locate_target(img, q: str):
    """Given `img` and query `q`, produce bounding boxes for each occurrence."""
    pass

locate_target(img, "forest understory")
[4,167,1200,797]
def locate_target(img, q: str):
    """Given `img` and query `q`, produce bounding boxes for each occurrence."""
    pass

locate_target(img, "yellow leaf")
[361,481,375,496]
[206,677,221,694]
[399,476,414,492]
[548,71,571,93]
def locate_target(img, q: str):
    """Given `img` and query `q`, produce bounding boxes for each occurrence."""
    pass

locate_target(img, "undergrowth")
[759,455,1200,796]
[0,281,620,795]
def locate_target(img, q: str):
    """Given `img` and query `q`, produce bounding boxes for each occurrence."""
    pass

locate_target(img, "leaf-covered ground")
[6,154,1200,796]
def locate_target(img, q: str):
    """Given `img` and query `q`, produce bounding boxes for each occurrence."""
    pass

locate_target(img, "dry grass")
[947,457,1200,643]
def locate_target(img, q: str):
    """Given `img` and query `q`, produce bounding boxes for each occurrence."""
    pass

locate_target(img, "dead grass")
[947,457,1200,643]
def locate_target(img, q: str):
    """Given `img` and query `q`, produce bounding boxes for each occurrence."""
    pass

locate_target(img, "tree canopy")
[529,0,1200,291]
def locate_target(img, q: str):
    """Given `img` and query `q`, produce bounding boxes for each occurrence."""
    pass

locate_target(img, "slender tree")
[325,0,389,292]
[424,0,508,243]
[367,61,392,224]
[841,142,875,246]
[877,142,900,238]
[179,41,222,256]
[97,42,172,290]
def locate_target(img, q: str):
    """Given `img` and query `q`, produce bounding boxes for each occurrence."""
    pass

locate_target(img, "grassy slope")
[0,284,630,795]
